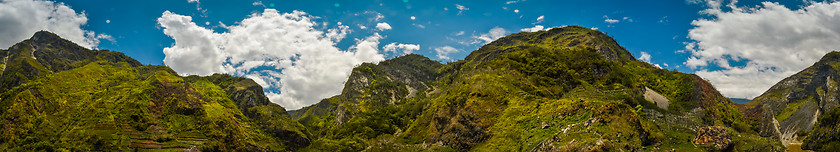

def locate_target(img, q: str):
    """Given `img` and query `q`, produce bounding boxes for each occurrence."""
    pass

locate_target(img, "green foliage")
[775,97,811,122]
[0,60,303,151]
[0,28,785,151]
[287,25,781,151]
[803,105,840,151]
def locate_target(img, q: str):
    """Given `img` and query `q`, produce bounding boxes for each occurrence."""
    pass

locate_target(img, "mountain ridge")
[0,31,310,151]
[0,27,797,151]
[291,25,782,151]
[746,51,840,150]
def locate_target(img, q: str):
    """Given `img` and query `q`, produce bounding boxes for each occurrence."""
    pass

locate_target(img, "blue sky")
[54,0,706,70]
[3,0,840,109]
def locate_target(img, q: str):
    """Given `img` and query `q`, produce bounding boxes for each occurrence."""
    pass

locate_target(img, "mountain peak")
[31,30,61,40]
[28,30,81,48]
[817,51,840,63]
[465,25,635,65]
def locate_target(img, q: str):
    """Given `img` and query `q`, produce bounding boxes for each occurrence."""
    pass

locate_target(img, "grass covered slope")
[0,31,141,92]
[0,32,309,151]
[293,54,443,151]
[294,26,781,151]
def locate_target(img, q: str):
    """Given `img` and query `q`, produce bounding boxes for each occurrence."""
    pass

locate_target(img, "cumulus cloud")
[376,22,392,31]
[520,25,545,32]
[514,9,520,13]
[158,9,388,110]
[435,46,460,60]
[0,0,108,49]
[638,51,652,62]
[685,1,840,99]
[455,4,469,15]
[383,43,420,55]
[473,27,508,44]
[410,16,416,20]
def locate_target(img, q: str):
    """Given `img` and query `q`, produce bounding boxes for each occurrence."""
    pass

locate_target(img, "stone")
[692,126,732,151]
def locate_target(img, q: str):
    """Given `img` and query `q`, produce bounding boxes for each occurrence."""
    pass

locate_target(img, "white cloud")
[514,9,520,13]
[157,9,388,110]
[520,25,545,32]
[535,15,545,24]
[96,33,115,44]
[0,0,109,49]
[685,1,840,99]
[473,27,508,44]
[376,22,392,31]
[374,13,384,21]
[604,15,620,24]
[455,4,469,15]
[410,16,416,20]
[252,1,265,7]
[412,23,425,28]
[639,51,652,62]
[454,31,465,36]
[506,0,524,4]
[187,0,198,3]
[623,17,633,22]
[435,46,460,60]
[106,20,110,23]
[383,43,420,55]
[359,11,385,22]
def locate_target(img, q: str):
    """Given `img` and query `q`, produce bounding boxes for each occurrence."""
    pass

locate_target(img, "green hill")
[292,26,783,151]
[0,31,310,151]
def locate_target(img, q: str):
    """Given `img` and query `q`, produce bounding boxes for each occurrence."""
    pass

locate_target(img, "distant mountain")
[746,51,840,151]
[730,98,751,104]
[0,31,309,151]
[292,26,782,151]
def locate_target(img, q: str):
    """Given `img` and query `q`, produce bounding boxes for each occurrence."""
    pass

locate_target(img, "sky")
[2,0,840,110]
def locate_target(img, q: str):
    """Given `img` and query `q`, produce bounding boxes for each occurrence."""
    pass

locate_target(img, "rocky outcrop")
[693,126,732,151]
[749,51,840,146]
[186,74,311,150]
[643,87,670,110]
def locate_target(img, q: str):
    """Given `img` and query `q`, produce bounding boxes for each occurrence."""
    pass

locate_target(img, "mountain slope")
[294,26,782,151]
[0,31,141,92]
[0,31,309,151]
[746,51,840,150]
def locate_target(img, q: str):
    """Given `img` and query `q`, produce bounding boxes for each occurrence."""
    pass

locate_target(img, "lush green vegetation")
[803,105,840,151]
[0,61,298,151]
[0,28,787,151]
[0,31,308,151]
[291,26,779,151]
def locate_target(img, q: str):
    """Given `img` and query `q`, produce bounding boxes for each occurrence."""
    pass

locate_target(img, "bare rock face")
[748,51,840,146]
[693,126,732,151]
